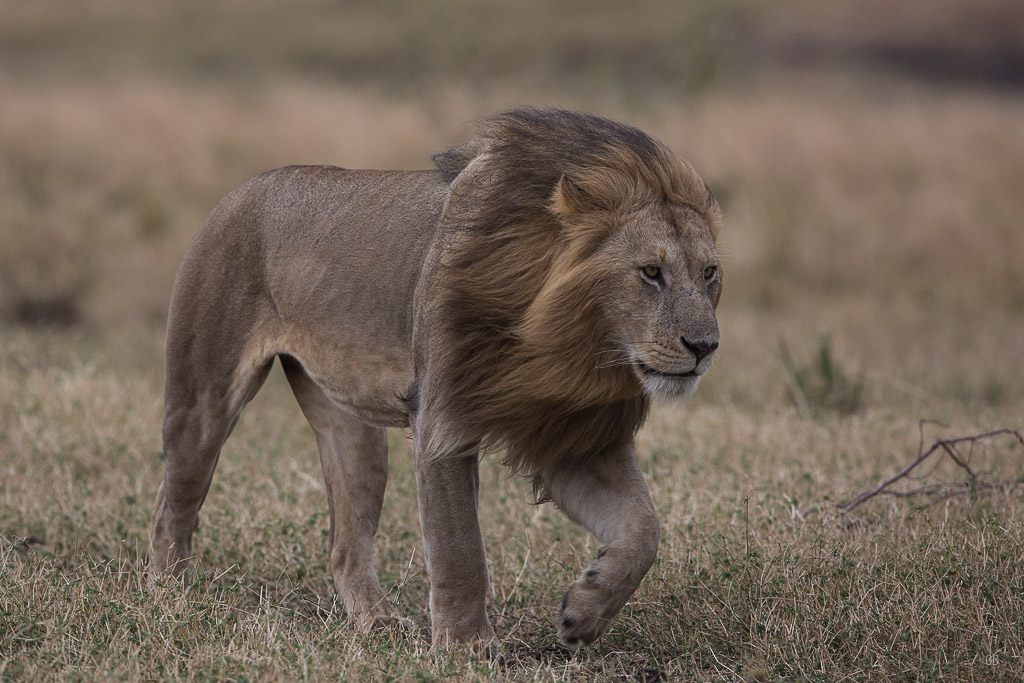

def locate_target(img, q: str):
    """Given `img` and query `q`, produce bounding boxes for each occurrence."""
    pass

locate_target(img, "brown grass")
[2,0,1024,679]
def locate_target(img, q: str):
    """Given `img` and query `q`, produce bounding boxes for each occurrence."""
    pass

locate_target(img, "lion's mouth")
[637,363,698,379]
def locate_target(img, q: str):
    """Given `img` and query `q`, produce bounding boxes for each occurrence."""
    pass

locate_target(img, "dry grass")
[3,328,1023,680]
[2,0,1024,680]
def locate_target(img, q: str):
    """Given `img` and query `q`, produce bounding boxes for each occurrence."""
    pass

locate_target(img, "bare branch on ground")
[835,421,1024,515]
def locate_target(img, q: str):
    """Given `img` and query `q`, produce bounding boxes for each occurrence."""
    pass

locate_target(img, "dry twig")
[838,421,1024,514]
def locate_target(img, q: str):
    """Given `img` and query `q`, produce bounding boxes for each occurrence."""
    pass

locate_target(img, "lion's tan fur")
[149,108,723,648]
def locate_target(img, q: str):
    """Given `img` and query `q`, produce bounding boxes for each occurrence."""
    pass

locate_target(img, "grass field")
[2,1,1024,680]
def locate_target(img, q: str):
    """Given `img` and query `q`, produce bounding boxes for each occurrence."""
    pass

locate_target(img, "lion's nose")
[682,337,719,363]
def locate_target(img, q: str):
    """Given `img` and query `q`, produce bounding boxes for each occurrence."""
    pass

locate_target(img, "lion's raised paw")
[557,567,625,647]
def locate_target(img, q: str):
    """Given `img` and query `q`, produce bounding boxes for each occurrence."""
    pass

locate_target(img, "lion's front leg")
[539,440,660,647]
[413,442,497,648]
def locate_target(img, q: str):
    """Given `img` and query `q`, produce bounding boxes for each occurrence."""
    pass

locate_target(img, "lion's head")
[546,166,722,401]
[425,108,722,474]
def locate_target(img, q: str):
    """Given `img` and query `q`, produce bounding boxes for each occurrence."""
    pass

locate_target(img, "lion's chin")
[638,372,702,401]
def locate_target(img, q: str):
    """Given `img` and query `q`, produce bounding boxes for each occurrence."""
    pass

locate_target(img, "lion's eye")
[641,265,662,280]
[703,265,718,283]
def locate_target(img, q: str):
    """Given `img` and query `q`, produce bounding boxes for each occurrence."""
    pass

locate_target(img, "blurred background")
[1,0,1022,416]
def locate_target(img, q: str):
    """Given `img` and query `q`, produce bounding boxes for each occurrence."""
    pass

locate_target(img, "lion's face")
[597,202,721,400]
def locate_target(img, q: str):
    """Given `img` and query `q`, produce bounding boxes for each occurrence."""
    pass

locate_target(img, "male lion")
[149,108,722,648]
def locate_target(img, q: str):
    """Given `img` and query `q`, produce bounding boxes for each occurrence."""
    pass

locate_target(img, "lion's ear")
[550,175,592,218]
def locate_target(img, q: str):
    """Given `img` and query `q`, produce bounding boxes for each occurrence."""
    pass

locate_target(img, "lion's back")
[171,165,449,426]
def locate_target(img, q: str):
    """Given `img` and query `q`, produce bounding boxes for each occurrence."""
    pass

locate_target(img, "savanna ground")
[2,1,1024,680]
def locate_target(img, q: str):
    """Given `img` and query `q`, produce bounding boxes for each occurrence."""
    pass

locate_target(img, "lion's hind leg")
[149,341,275,576]
[280,355,399,630]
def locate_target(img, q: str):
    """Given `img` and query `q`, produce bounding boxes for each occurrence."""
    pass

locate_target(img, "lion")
[149,108,722,648]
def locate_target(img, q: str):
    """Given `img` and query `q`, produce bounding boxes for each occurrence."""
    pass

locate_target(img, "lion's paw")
[429,622,500,657]
[557,558,627,647]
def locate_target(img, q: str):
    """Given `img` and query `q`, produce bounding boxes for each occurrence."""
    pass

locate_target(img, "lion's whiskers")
[596,357,643,370]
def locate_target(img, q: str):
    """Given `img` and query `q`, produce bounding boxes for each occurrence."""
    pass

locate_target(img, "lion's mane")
[420,108,719,477]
